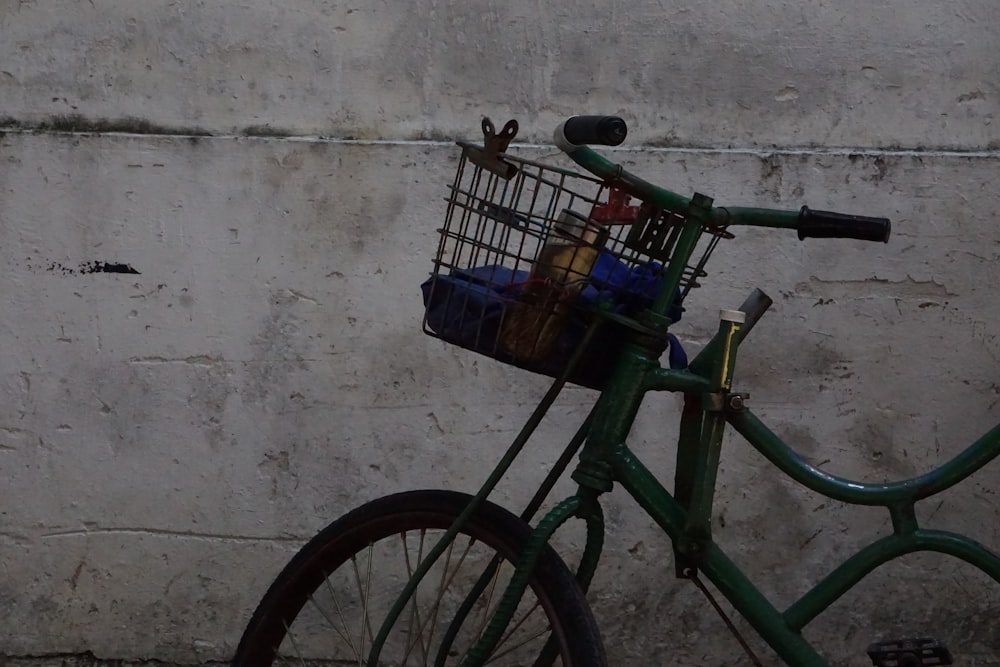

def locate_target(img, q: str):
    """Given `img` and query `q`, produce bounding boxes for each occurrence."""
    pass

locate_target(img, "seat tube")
[682,310,745,542]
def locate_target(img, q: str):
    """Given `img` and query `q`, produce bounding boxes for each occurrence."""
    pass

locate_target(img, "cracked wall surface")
[1,1,999,665]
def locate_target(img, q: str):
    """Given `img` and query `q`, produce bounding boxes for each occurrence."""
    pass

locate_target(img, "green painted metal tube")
[461,495,583,665]
[698,540,828,666]
[683,412,728,539]
[688,288,774,377]
[562,146,692,213]
[652,221,704,316]
[784,529,1000,632]
[721,206,801,229]
[579,344,659,466]
[610,443,692,540]
[367,325,601,664]
[729,409,1000,505]
[641,367,713,394]
[560,147,803,230]
[611,444,828,666]
[575,496,606,592]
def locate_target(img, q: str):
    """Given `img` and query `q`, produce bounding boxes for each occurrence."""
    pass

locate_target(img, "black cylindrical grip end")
[798,206,891,243]
[561,116,628,147]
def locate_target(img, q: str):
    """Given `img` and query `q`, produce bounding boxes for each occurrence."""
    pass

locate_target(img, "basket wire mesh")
[421,128,731,388]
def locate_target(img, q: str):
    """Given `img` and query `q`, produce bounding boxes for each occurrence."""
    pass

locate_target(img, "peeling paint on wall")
[39,260,142,275]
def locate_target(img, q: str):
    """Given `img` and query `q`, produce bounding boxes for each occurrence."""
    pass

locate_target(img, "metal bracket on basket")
[467,117,519,180]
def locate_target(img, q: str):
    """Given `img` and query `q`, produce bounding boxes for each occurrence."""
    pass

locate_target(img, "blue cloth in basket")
[421,252,687,389]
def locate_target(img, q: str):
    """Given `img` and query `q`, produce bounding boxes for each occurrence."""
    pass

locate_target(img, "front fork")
[458,490,606,667]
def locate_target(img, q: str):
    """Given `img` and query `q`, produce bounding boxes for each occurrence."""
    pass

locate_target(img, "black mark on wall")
[1,114,296,138]
[46,261,141,275]
[0,114,213,137]
[243,124,293,137]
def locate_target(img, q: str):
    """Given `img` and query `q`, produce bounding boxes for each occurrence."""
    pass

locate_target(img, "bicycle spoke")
[281,619,309,666]
[349,548,377,667]
[400,530,428,667]
[232,492,595,666]
[489,629,553,664]
[325,570,363,662]
[361,546,374,666]
[397,534,484,665]
[473,560,506,639]
[413,531,429,665]
[456,564,505,666]
[400,535,459,664]
[427,536,458,656]
[278,532,557,666]
[489,607,552,664]
[496,600,546,650]
[459,566,553,667]
[306,589,357,658]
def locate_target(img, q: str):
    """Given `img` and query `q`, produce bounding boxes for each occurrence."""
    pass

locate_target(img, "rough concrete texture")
[1,1,997,149]
[1,1,999,666]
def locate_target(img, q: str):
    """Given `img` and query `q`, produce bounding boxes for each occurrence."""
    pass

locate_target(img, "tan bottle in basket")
[500,209,607,364]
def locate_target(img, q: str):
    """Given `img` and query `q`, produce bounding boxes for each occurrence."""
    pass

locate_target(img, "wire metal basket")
[421,119,731,388]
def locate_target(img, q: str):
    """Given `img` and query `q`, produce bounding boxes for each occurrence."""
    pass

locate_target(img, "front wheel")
[233,490,606,666]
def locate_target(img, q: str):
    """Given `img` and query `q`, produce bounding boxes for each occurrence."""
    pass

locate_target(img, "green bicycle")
[232,116,999,666]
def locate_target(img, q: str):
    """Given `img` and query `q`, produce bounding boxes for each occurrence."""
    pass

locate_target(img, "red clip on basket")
[421,119,731,389]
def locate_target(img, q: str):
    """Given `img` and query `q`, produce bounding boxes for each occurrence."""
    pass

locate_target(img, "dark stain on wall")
[243,124,294,137]
[1,115,300,139]
[0,114,214,137]
[46,261,141,275]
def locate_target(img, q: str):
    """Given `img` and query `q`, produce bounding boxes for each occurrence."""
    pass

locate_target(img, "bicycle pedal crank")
[867,638,953,666]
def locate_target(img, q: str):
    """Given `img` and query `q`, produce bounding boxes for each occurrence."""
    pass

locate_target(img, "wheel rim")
[267,524,569,666]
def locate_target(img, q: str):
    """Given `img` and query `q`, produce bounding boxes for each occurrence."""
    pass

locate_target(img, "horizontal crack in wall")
[0,114,214,137]
[0,652,227,667]
[2,114,999,156]
[0,115,310,138]
[41,526,305,544]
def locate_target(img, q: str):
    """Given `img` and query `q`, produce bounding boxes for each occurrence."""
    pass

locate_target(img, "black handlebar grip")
[559,116,628,147]
[797,206,891,243]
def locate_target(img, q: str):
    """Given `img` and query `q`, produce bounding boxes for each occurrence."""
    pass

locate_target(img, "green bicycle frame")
[584,343,1000,665]
[541,145,1000,665]
[371,142,1000,666]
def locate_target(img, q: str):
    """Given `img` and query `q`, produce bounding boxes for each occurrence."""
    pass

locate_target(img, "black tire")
[233,490,606,666]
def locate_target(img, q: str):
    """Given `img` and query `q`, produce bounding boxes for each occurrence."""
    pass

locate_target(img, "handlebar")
[554,116,891,243]
[797,206,891,243]
[555,116,629,148]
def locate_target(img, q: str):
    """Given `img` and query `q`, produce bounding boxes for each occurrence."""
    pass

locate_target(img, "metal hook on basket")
[466,117,519,180]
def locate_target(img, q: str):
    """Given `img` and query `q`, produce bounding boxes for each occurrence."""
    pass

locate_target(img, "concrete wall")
[1,1,998,664]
